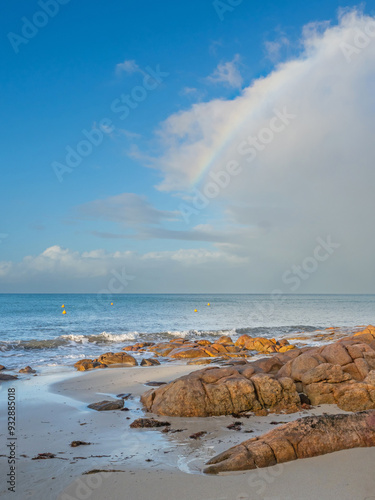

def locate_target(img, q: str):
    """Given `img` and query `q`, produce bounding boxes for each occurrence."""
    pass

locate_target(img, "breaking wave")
[0,325,321,352]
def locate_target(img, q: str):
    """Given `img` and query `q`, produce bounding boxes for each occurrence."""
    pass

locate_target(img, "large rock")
[204,410,375,474]
[276,335,375,411]
[141,366,300,417]
[96,352,138,366]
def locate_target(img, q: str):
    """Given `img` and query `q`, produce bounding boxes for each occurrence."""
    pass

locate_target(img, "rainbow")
[189,101,254,187]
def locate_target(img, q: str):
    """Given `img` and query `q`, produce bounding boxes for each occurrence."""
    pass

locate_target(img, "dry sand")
[0,363,374,500]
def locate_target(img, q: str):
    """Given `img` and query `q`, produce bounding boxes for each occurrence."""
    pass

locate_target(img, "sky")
[1,0,375,293]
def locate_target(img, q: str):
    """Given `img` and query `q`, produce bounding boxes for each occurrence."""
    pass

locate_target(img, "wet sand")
[0,363,374,500]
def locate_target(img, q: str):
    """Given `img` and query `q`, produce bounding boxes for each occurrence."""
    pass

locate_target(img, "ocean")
[0,293,374,373]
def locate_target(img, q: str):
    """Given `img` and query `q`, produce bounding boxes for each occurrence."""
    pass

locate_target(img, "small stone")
[32,453,56,460]
[189,431,207,439]
[141,358,161,367]
[130,418,171,428]
[227,422,242,431]
[88,400,124,411]
[70,441,91,447]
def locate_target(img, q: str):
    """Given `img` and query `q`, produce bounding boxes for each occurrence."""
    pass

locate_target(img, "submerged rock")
[204,410,375,473]
[19,366,36,374]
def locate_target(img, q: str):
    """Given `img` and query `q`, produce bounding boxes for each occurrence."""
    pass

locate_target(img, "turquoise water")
[0,294,374,371]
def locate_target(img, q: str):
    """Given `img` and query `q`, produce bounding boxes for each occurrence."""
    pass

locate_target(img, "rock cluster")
[139,335,295,360]
[141,326,375,416]
[204,410,375,474]
[73,335,296,370]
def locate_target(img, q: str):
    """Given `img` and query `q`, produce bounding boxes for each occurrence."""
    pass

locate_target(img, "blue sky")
[1,0,375,292]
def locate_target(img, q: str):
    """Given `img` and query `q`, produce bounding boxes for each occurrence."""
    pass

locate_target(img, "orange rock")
[96,352,138,366]
[211,343,229,354]
[216,335,234,345]
[168,347,209,359]
[204,411,375,474]
[235,334,251,347]
[74,359,107,371]
[202,346,221,357]
[278,345,295,353]
[196,339,211,346]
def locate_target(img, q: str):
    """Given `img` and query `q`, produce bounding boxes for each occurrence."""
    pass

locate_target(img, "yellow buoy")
[62,310,67,315]
[61,304,65,308]
[207,303,210,306]
[111,302,113,306]
[194,309,198,312]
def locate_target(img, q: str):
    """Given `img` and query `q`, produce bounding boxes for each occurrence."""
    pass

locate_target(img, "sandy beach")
[1,361,375,500]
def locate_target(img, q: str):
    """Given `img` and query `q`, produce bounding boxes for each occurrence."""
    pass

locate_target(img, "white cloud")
[115,59,142,75]
[180,87,199,96]
[206,54,243,88]
[0,246,247,293]
[264,36,290,62]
